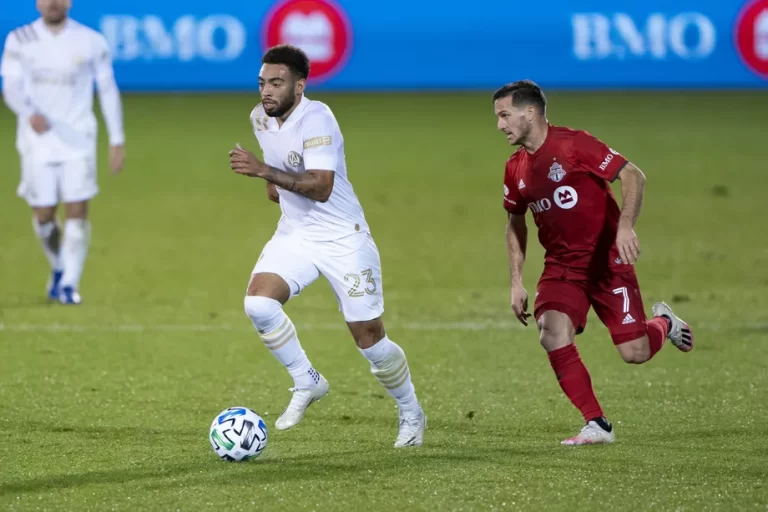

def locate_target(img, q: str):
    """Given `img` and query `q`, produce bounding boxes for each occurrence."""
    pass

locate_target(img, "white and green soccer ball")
[209,406,268,462]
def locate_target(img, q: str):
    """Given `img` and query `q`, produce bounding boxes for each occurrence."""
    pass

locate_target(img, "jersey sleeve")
[503,160,527,215]
[92,33,125,146]
[572,131,628,182]
[301,109,338,171]
[0,32,23,78]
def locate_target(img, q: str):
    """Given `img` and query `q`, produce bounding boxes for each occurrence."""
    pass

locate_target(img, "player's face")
[37,0,71,24]
[494,96,531,146]
[258,63,305,118]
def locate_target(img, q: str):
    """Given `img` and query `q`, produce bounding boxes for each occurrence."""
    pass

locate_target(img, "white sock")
[359,336,420,416]
[60,219,90,289]
[32,217,62,271]
[244,296,320,390]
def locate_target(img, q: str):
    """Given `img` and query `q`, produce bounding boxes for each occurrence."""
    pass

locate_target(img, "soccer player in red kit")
[495,80,694,446]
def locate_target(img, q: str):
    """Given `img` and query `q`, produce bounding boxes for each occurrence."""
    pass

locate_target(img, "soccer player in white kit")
[228,45,426,448]
[0,0,125,304]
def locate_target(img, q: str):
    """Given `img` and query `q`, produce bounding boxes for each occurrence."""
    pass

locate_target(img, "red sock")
[646,317,670,359]
[547,344,603,422]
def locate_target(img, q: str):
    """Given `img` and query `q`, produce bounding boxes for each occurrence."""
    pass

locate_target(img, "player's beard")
[264,94,297,119]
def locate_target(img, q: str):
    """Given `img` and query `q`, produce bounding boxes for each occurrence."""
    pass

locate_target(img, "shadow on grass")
[0,444,559,496]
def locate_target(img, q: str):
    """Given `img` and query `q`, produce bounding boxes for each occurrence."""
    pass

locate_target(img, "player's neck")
[43,18,68,35]
[522,120,549,154]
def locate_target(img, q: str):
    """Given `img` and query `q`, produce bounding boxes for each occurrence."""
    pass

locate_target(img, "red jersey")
[503,124,630,277]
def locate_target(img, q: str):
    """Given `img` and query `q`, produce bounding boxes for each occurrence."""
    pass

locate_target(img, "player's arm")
[503,166,531,326]
[573,131,641,265]
[0,32,47,133]
[615,162,645,264]
[229,147,334,203]
[92,35,125,174]
[266,182,280,204]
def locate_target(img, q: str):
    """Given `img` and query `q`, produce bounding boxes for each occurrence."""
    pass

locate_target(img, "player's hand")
[510,285,531,326]
[616,222,640,265]
[109,145,125,175]
[229,144,266,178]
[29,114,50,134]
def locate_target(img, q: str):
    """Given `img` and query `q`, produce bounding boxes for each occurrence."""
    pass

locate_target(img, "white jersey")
[0,18,124,162]
[251,96,369,241]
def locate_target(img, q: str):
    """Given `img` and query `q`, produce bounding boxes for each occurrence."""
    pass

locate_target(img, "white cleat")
[394,408,426,448]
[652,301,694,352]
[274,376,329,431]
[561,420,616,446]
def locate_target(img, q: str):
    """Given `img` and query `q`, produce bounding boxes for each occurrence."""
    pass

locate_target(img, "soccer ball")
[209,406,268,461]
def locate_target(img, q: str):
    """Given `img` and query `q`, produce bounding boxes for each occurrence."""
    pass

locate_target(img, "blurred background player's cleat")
[561,420,616,446]
[275,375,329,431]
[47,269,63,301]
[59,286,82,305]
[653,302,694,352]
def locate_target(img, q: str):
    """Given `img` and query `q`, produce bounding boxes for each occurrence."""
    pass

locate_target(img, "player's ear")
[295,78,306,96]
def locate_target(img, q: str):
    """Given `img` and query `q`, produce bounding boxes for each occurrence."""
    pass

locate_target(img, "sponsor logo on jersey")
[553,186,579,209]
[287,151,303,167]
[735,0,768,79]
[529,198,552,214]
[303,136,332,149]
[548,162,566,182]
[518,178,526,189]
[263,0,352,83]
[504,184,510,196]
[599,153,614,171]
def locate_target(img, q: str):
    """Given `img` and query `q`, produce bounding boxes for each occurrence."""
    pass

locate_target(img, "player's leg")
[534,272,615,446]
[320,233,425,447]
[244,236,327,431]
[32,206,63,300]
[18,156,63,299]
[590,271,693,364]
[59,200,89,304]
[58,156,98,304]
[347,317,426,448]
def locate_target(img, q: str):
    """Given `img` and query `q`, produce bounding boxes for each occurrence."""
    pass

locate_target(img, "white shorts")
[253,231,385,323]
[17,154,98,207]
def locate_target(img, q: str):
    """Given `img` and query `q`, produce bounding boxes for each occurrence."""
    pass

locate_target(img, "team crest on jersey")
[548,162,566,182]
[287,151,303,167]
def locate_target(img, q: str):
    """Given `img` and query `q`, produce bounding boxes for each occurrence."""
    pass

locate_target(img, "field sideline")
[1,92,767,511]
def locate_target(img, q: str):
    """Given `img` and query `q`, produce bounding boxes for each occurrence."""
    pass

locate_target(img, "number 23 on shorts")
[344,269,377,297]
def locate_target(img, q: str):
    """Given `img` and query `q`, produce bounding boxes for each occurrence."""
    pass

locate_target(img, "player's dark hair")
[262,44,310,80]
[492,80,546,113]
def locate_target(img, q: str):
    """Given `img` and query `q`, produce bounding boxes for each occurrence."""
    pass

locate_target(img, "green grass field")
[1,92,767,511]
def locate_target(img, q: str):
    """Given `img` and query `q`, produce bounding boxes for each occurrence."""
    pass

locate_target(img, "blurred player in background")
[495,80,693,446]
[228,45,426,448]
[0,0,125,304]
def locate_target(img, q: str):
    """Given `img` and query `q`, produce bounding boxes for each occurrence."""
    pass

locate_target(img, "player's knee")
[617,340,650,364]
[243,296,283,330]
[538,323,571,352]
[348,318,385,349]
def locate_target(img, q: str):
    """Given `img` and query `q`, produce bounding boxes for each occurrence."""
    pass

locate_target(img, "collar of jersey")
[34,17,72,38]
[529,122,555,158]
[274,95,310,131]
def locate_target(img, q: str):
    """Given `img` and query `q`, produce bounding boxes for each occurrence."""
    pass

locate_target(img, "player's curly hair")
[492,79,546,113]
[262,44,311,80]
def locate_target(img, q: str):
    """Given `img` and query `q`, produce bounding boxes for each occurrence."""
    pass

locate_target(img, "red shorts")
[533,265,648,345]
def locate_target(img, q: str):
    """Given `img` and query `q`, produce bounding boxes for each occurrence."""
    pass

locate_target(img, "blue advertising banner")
[1,0,767,90]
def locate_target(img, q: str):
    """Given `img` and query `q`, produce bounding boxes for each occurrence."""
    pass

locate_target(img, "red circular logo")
[735,0,768,78]
[263,0,352,83]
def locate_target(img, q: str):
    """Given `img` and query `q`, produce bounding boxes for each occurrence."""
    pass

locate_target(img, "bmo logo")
[554,186,579,210]
[735,0,768,79]
[263,0,352,83]
[529,198,552,214]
